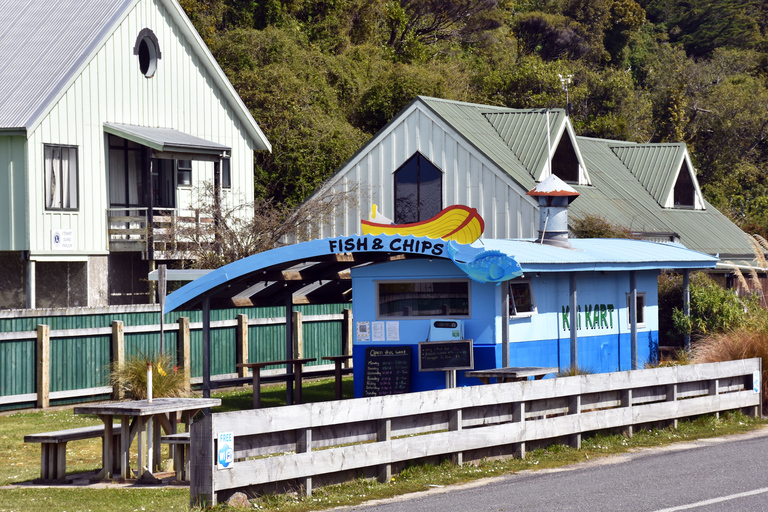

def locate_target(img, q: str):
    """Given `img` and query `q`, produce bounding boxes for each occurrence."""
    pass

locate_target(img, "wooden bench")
[236,358,316,408]
[161,432,190,481]
[24,424,121,482]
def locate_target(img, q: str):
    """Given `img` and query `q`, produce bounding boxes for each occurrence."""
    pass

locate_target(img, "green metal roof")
[416,97,755,262]
[610,143,687,207]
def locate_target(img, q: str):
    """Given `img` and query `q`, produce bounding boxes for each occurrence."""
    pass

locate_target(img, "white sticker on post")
[754,371,761,394]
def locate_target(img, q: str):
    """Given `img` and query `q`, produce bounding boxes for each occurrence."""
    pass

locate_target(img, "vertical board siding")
[0,304,349,402]
[0,339,35,396]
[49,336,110,392]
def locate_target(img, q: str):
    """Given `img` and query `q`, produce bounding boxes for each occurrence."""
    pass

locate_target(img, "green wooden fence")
[0,304,351,410]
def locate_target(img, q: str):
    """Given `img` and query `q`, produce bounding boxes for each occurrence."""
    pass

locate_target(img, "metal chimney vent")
[526,175,580,248]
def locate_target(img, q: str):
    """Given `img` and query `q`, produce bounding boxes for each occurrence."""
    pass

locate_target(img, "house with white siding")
[0,0,270,309]
[309,96,754,265]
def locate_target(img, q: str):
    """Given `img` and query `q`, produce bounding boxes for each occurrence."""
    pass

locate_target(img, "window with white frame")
[626,292,646,327]
[44,145,78,210]
[177,160,192,187]
[377,280,470,318]
[509,280,536,316]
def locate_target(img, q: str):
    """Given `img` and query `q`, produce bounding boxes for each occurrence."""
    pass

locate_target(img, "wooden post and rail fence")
[190,358,762,506]
[1,309,353,409]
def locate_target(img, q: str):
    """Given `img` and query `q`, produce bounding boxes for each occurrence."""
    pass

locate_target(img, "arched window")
[394,153,442,224]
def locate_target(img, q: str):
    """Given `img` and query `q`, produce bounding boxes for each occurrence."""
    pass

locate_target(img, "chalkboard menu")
[363,346,411,397]
[418,340,474,371]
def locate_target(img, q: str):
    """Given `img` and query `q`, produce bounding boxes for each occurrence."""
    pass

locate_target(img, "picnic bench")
[24,424,121,482]
[161,432,190,481]
[464,366,559,384]
[236,358,316,408]
[321,355,353,399]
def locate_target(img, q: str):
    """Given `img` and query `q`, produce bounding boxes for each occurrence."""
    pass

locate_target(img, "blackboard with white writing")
[363,346,411,397]
[418,340,474,371]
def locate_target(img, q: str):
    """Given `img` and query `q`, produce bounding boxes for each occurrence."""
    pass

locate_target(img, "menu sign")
[363,346,411,397]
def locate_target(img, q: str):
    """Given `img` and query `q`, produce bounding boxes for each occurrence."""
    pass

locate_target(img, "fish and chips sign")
[327,236,447,257]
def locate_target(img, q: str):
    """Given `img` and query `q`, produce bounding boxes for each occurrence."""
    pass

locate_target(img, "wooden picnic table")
[237,358,316,408]
[464,366,559,384]
[321,355,352,399]
[73,397,220,481]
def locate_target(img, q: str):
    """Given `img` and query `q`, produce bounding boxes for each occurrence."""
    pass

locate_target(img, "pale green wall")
[0,136,27,251]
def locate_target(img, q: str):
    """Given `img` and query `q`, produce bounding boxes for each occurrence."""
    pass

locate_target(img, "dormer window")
[134,29,161,78]
[673,161,695,208]
[551,133,579,183]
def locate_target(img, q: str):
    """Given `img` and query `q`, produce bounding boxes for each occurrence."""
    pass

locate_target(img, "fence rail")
[190,358,762,506]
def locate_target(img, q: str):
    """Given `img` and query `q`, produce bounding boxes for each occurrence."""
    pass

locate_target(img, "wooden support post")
[36,324,49,409]
[111,320,125,400]
[621,389,633,437]
[190,414,216,508]
[377,419,391,483]
[568,395,581,449]
[293,311,304,359]
[236,314,248,379]
[569,274,578,370]
[297,428,312,496]
[666,383,678,429]
[449,409,463,465]
[178,317,191,393]
[502,284,510,368]
[630,271,638,370]
[202,296,211,399]
[342,309,353,368]
[512,401,526,459]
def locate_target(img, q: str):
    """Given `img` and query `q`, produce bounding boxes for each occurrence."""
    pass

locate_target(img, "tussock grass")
[109,351,188,400]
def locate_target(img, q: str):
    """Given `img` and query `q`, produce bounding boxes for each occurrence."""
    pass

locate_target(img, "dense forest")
[180,0,768,236]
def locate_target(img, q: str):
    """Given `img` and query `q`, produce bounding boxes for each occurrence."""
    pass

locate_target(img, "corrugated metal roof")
[572,137,755,260]
[482,238,717,272]
[0,0,271,151]
[610,143,685,207]
[0,0,133,130]
[414,97,755,261]
[164,234,717,312]
[104,123,230,154]
[485,109,565,179]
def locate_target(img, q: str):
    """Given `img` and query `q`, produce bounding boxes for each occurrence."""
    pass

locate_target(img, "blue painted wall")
[351,259,660,397]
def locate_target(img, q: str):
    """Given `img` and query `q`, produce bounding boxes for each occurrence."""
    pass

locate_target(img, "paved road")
[341,427,768,512]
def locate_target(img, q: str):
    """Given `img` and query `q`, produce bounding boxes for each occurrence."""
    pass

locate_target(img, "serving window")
[377,280,470,318]
[509,280,536,317]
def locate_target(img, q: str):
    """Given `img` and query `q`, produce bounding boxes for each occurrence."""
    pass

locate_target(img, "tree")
[169,181,360,269]
[385,0,502,59]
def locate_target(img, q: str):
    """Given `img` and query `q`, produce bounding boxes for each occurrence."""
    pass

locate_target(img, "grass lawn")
[0,377,764,512]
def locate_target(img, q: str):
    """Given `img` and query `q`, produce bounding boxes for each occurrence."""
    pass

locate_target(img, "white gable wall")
[314,102,539,240]
[24,0,256,256]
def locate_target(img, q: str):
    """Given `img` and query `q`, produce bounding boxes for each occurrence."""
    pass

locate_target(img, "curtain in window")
[45,145,77,209]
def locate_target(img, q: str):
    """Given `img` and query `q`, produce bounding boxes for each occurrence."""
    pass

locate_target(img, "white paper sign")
[386,321,400,341]
[217,432,234,469]
[52,229,75,250]
[371,321,385,341]
[754,371,761,394]
[356,321,370,342]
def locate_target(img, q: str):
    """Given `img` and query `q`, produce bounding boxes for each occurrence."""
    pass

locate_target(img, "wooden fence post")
[190,413,216,507]
[449,409,463,465]
[236,314,248,379]
[512,401,526,458]
[297,428,312,495]
[292,311,303,359]
[111,320,125,400]
[568,395,581,449]
[178,317,191,393]
[342,309,353,368]
[621,389,633,437]
[377,419,391,483]
[666,384,678,429]
[36,324,49,409]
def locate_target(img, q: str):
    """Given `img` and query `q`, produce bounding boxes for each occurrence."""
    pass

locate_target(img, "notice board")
[363,346,411,397]
[418,339,474,371]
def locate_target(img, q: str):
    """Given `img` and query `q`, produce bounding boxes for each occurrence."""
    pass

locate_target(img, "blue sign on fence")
[217,432,234,469]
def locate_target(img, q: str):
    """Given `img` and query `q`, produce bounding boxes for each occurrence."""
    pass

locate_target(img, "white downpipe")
[546,110,552,177]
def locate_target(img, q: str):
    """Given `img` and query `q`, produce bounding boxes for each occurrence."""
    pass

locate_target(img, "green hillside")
[180,0,768,236]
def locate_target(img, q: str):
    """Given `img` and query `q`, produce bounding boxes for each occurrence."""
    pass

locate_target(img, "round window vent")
[133,28,161,78]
